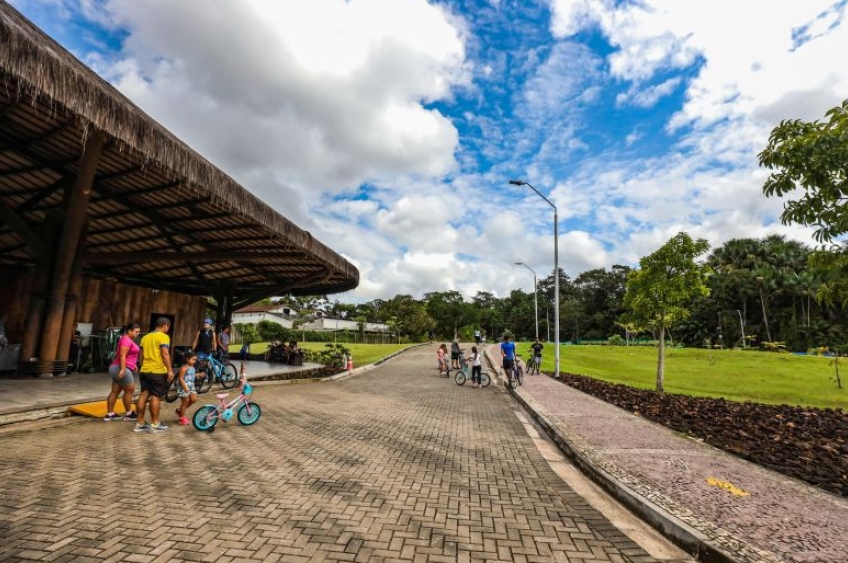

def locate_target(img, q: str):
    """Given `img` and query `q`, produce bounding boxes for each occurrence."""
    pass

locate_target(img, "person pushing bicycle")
[500,333,516,384]
[529,337,543,375]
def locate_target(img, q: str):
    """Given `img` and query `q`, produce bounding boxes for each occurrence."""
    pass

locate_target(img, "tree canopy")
[760,98,848,307]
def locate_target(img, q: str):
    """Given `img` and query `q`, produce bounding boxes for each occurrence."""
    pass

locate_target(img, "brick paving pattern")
[0,360,320,421]
[516,374,848,563]
[0,346,659,563]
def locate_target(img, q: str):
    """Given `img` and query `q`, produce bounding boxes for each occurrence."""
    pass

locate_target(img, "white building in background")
[232,304,390,334]
[302,317,389,333]
[231,304,298,328]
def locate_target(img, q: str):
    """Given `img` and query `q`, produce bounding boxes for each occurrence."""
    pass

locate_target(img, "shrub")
[607,334,625,346]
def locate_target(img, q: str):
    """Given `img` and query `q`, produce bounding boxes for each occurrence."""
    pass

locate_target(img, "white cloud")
[13,0,843,304]
[544,0,843,269]
[616,77,681,108]
[90,0,468,205]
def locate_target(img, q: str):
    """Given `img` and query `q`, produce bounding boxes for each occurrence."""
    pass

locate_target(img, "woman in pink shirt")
[104,323,141,421]
[437,343,448,375]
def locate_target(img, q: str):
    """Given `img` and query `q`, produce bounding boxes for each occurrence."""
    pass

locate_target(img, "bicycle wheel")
[195,368,213,394]
[219,363,239,389]
[480,371,491,387]
[455,370,467,385]
[508,375,518,390]
[237,402,262,426]
[517,366,524,386]
[192,405,219,431]
[165,377,180,403]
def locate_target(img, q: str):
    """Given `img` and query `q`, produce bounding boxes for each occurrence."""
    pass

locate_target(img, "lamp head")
[509,179,525,186]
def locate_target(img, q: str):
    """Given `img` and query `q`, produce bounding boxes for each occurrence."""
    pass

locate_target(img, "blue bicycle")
[194,352,239,393]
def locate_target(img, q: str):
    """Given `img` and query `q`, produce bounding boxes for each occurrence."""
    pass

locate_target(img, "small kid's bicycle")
[454,350,491,387]
[525,354,541,375]
[507,356,524,390]
[192,375,261,433]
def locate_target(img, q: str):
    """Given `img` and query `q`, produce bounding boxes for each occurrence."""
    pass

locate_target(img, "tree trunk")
[656,325,665,392]
[759,288,772,342]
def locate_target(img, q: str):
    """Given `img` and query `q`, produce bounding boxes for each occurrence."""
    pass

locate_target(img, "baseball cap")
[204,318,213,325]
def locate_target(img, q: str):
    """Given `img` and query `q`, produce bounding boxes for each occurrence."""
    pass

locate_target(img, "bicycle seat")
[215,393,229,400]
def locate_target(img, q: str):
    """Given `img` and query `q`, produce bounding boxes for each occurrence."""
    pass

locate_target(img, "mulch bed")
[553,373,848,497]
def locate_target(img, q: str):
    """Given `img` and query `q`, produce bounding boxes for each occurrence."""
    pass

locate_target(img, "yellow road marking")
[706,477,750,496]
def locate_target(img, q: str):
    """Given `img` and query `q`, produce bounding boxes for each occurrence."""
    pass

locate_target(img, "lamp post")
[515,262,539,340]
[719,309,746,348]
[510,180,559,377]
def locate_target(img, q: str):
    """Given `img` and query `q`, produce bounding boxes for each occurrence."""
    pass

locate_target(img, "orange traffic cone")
[346,354,353,372]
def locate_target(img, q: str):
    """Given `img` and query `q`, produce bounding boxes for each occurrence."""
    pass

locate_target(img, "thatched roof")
[0,1,359,301]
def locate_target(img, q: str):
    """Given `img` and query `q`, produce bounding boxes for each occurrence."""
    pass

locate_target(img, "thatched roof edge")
[0,1,359,288]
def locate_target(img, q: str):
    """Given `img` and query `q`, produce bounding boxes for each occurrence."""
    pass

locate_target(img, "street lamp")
[719,309,746,348]
[510,179,559,377]
[515,262,539,340]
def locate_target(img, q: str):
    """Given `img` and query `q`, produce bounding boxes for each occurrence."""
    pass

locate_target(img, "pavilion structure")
[0,3,359,376]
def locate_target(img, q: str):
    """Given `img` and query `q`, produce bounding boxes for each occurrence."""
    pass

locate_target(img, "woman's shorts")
[108,364,136,387]
[177,381,197,398]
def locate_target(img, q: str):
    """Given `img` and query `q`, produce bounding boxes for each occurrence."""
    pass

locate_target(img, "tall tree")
[760,99,848,306]
[623,233,711,392]
[381,295,433,340]
[424,291,478,339]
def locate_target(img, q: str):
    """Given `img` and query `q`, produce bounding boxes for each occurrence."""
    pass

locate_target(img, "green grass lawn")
[230,342,409,368]
[516,343,848,409]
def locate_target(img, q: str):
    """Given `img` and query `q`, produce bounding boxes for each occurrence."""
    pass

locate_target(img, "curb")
[508,383,780,563]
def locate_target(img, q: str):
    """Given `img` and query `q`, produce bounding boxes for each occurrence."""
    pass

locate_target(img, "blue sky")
[10,0,848,301]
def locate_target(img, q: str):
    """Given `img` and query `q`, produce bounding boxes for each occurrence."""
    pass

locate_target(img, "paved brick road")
[0,346,659,563]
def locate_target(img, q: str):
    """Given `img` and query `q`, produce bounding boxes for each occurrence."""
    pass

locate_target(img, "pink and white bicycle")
[192,375,261,433]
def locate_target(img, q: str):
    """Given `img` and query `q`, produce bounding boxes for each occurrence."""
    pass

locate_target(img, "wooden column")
[38,131,105,376]
[214,293,225,328]
[55,223,88,375]
[19,213,61,362]
[223,284,236,329]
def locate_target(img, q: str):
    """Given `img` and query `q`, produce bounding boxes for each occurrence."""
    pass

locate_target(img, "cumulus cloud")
[90,0,468,208]
[11,0,844,303]
[544,0,845,268]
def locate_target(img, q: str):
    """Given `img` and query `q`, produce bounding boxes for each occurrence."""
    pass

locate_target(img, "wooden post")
[38,131,105,376]
[223,283,236,329]
[214,293,225,328]
[19,213,61,362]
[55,224,88,375]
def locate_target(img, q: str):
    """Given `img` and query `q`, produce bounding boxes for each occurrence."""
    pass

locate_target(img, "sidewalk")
[503,370,848,563]
[0,360,322,425]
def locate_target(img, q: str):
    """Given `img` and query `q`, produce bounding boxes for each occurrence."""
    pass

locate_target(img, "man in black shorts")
[134,318,174,433]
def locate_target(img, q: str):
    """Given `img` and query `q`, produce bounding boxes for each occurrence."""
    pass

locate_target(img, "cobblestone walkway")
[0,346,660,563]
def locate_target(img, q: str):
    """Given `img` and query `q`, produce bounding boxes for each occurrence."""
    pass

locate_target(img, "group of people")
[437,333,544,386]
[500,334,544,376]
[436,340,485,387]
[265,340,302,363]
[103,317,232,432]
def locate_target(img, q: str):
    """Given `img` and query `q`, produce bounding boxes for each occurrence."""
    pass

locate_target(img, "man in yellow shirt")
[134,317,174,433]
